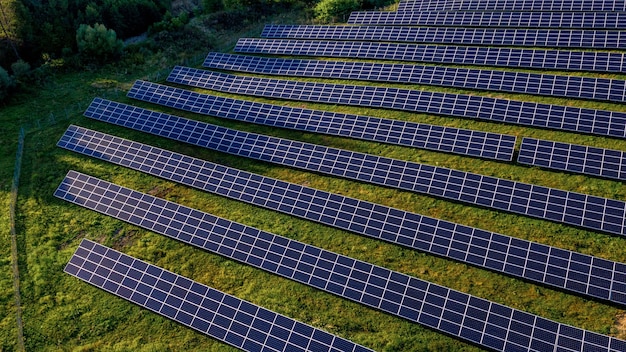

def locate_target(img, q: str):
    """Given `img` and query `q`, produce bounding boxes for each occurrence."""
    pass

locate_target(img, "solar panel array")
[57,1,626,349]
[203,52,626,103]
[233,38,626,74]
[347,11,626,29]
[58,172,626,352]
[127,82,516,161]
[65,238,374,352]
[167,66,626,139]
[83,99,626,237]
[58,124,626,307]
[397,0,626,12]
[518,138,626,181]
[260,25,626,49]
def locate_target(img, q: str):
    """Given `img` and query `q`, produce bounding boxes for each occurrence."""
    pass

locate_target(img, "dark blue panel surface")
[347,11,626,29]
[128,81,516,161]
[233,38,626,74]
[396,0,626,12]
[65,239,373,352]
[81,101,626,237]
[168,66,626,139]
[58,125,626,306]
[60,173,626,352]
[518,138,626,181]
[261,25,626,49]
[204,52,626,104]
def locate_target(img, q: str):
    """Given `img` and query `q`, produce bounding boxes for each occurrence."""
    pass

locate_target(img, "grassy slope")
[2,8,626,352]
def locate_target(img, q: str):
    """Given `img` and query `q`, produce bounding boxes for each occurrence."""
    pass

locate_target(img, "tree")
[0,0,21,59]
[76,23,123,63]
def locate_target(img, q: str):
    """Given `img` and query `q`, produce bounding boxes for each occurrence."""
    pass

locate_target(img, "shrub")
[11,60,31,82]
[314,0,360,23]
[76,23,123,63]
[149,12,190,34]
[361,0,394,9]
[0,66,15,102]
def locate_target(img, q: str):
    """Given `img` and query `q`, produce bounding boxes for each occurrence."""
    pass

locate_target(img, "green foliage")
[15,0,168,60]
[0,65,15,101]
[149,11,190,34]
[360,0,395,9]
[199,0,301,26]
[10,59,29,76]
[76,23,123,62]
[314,0,359,23]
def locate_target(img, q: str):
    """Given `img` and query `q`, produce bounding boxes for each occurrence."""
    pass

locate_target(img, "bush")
[11,60,31,82]
[76,23,124,63]
[314,0,360,23]
[361,0,394,9]
[149,12,190,34]
[0,66,15,102]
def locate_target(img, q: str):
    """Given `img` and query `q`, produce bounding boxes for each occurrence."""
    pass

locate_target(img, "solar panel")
[58,124,626,306]
[347,11,626,29]
[203,52,626,104]
[65,238,374,352]
[260,25,626,49]
[58,172,626,352]
[397,0,626,12]
[128,82,515,161]
[233,38,626,74]
[167,66,626,139]
[82,99,626,237]
[518,138,626,181]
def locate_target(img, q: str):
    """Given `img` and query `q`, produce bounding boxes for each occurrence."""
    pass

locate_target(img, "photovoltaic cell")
[58,124,626,306]
[58,173,626,352]
[128,82,516,161]
[347,11,626,29]
[168,66,626,139]
[397,0,626,12]
[233,38,626,74]
[82,100,626,237]
[203,52,626,104]
[260,25,626,49]
[518,138,626,181]
[65,238,374,352]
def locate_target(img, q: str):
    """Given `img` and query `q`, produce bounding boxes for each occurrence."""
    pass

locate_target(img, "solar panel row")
[234,38,626,74]
[127,82,516,161]
[518,138,626,181]
[83,98,626,237]
[260,25,626,49]
[203,52,626,103]
[347,11,626,29]
[58,124,626,306]
[59,172,626,352]
[397,0,626,12]
[167,66,626,139]
[65,238,374,352]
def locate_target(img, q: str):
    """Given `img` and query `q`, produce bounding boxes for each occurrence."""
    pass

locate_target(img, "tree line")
[0,0,395,102]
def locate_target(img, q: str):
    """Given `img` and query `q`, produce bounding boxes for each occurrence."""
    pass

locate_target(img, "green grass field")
[3,8,626,352]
